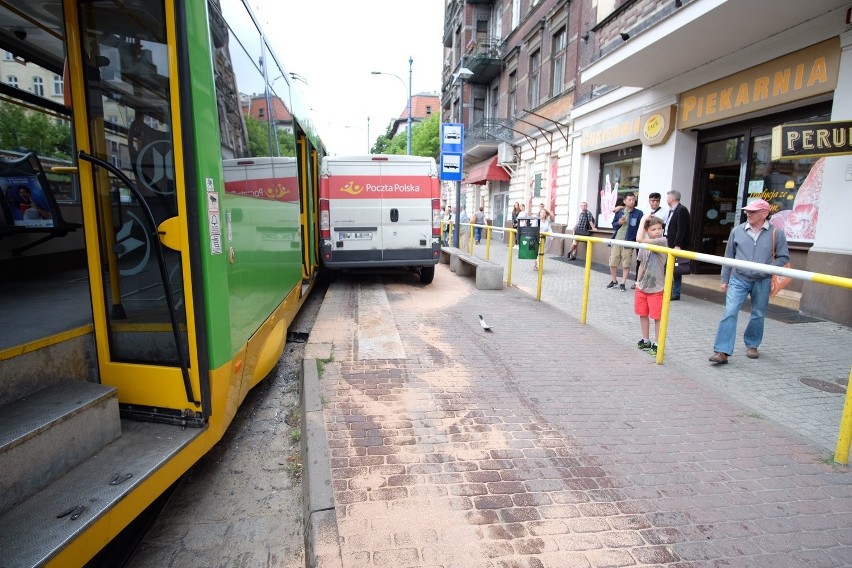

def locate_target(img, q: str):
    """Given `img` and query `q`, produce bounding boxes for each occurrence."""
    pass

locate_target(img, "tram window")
[208,0,266,159]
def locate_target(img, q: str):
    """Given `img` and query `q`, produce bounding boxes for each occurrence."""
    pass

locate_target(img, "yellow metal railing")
[440,221,852,464]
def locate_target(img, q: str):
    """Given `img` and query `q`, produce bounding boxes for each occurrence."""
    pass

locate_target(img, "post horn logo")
[339,181,363,195]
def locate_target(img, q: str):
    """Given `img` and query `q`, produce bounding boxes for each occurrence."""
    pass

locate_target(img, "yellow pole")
[580,239,592,324]
[655,253,676,364]
[485,226,491,260]
[535,235,545,301]
[835,367,852,464]
[506,230,515,287]
[468,223,474,253]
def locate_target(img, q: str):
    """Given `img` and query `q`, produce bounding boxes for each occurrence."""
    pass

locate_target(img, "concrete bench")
[440,246,503,290]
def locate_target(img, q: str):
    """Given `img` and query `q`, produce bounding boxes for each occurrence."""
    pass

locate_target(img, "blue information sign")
[440,123,464,181]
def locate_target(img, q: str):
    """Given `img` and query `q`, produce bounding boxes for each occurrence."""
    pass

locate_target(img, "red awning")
[464,156,511,185]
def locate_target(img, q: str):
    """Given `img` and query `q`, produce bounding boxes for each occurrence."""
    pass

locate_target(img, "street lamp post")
[370,58,413,155]
[452,67,473,248]
[406,56,413,156]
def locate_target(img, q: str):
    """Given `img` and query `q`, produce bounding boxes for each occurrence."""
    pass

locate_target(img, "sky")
[253,0,446,155]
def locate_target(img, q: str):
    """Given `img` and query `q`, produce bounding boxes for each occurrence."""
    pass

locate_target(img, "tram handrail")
[78,152,198,407]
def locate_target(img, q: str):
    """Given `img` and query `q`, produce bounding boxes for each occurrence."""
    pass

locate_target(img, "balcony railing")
[465,118,515,149]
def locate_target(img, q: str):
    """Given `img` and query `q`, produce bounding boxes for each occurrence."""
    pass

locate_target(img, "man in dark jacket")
[663,189,691,300]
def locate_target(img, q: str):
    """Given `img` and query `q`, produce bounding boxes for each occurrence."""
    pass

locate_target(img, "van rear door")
[379,157,436,263]
[321,157,383,265]
[320,155,439,269]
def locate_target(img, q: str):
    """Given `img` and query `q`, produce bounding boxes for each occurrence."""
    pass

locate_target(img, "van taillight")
[431,199,441,236]
[320,199,330,239]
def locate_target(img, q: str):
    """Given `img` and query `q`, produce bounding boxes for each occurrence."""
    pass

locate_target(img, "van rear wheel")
[419,266,435,284]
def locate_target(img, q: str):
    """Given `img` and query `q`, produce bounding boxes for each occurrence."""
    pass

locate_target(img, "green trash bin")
[517,216,540,259]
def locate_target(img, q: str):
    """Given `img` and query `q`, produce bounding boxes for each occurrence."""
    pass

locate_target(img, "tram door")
[67,1,203,416]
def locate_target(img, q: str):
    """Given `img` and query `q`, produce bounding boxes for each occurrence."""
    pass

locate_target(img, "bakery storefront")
[678,38,839,286]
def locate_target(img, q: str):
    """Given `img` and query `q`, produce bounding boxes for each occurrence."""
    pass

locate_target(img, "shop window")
[748,134,820,241]
[597,147,641,228]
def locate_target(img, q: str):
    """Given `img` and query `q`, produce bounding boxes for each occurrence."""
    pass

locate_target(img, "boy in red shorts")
[635,216,667,355]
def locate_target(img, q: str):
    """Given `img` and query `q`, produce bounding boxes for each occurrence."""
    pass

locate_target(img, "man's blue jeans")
[474,227,482,243]
[672,274,683,297]
[713,275,770,356]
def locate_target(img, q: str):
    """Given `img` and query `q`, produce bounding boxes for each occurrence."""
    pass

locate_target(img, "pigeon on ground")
[479,315,492,331]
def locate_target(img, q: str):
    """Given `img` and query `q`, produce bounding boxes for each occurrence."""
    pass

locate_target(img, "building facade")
[443,0,852,325]
[442,0,583,234]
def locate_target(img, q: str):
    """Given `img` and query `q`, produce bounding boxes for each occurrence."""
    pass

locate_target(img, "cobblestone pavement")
[306,253,852,568]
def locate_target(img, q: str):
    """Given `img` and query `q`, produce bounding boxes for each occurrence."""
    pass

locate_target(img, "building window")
[32,76,44,96]
[6,75,17,88]
[4,51,13,61]
[528,49,541,108]
[508,71,517,118]
[476,19,488,46]
[425,105,432,115]
[53,74,64,96]
[473,97,485,125]
[258,107,264,118]
[551,27,566,98]
[489,85,498,119]
[597,146,642,228]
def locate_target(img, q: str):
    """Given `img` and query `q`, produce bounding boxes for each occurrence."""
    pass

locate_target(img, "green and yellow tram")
[0,1,323,565]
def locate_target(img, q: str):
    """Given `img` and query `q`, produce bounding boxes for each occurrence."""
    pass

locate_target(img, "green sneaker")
[637,339,652,350]
[647,343,658,355]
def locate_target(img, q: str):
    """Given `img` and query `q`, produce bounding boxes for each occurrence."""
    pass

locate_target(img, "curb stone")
[301,357,343,568]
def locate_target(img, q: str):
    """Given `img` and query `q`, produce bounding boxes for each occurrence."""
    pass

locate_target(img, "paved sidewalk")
[304,247,852,567]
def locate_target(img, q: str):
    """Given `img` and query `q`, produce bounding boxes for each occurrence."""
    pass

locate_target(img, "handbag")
[770,228,792,297]
[674,259,691,275]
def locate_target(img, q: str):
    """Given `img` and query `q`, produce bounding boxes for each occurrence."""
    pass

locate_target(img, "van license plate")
[339,232,372,240]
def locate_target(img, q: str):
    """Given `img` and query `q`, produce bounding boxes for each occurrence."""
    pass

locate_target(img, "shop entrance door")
[694,136,743,273]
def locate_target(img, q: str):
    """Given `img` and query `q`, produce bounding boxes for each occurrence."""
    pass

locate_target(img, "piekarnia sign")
[771,120,852,160]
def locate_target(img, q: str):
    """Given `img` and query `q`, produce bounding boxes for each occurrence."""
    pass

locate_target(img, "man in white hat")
[709,198,789,364]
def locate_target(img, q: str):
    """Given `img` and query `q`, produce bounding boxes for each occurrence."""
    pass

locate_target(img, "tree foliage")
[244,113,296,157]
[370,114,440,160]
[0,102,72,159]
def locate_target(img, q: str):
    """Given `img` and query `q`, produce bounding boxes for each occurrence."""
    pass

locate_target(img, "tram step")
[0,381,120,514]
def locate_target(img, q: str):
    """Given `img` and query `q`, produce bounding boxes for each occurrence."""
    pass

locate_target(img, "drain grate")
[800,377,846,394]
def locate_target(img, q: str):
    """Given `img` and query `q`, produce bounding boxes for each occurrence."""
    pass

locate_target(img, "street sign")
[440,122,464,181]
[440,153,463,182]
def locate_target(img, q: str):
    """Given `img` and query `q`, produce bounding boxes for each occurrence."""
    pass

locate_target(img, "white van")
[319,155,442,284]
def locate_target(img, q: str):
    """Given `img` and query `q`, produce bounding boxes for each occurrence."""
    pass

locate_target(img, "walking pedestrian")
[709,198,789,364]
[471,206,486,244]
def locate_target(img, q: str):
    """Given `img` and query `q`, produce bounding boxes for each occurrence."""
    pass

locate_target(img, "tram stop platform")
[302,241,851,568]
